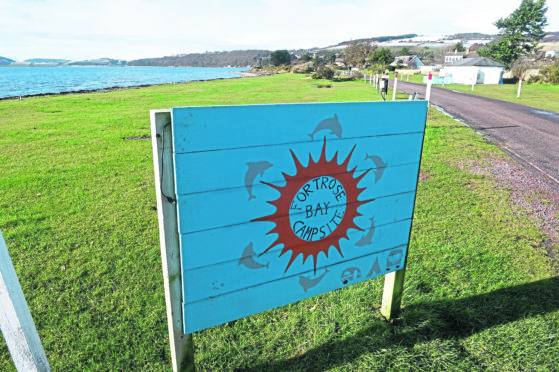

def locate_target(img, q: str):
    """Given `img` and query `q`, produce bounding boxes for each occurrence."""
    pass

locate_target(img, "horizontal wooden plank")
[182,219,412,304]
[170,101,427,334]
[179,192,414,271]
[176,162,419,235]
[171,101,428,154]
[174,132,424,196]
[183,245,408,333]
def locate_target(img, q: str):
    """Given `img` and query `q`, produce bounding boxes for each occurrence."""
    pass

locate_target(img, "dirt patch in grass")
[419,171,432,182]
[463,155,559,266]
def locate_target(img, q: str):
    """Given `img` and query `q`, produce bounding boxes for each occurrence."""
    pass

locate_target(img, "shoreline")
[0,70,273,101]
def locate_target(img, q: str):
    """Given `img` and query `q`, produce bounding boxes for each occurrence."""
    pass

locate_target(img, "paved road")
[393,81,559,185]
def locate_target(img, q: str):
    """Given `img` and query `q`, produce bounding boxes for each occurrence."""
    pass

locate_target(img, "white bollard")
[425,73,433,103]
[392,72,398,101]
[407,73,409,81]
[517,77,523,98]
[369,73,372,85]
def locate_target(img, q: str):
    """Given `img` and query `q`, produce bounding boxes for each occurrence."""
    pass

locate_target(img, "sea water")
[0,66,249,99]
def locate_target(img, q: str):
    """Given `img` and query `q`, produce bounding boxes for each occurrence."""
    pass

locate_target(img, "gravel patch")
[464,155,559,261]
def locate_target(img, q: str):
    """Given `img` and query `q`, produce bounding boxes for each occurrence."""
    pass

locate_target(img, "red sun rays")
[253,138,372,273]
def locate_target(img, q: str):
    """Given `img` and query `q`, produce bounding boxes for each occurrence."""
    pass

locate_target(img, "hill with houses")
[1,32,557,68]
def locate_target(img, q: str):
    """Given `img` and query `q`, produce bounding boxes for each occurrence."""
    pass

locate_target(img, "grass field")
[396,73,559,113]
[1,74,557,371]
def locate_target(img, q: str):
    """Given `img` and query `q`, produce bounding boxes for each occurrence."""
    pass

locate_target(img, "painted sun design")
[253,138,372,273]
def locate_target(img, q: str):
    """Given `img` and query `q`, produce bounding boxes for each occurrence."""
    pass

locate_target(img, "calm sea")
[0,66,250,99]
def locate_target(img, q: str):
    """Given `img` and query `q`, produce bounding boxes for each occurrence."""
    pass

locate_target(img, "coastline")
[0,69,273,101]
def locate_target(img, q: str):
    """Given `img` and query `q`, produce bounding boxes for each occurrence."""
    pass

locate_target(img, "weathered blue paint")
[423,75,454,85]
[182,219,412,304]
[184,245,408,333]
[173,133,424,195]
[180,193,415,271]
[170,101,427,334]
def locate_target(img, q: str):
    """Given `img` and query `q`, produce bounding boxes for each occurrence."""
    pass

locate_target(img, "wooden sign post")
[151,101,428,370]
[0,231,50,372]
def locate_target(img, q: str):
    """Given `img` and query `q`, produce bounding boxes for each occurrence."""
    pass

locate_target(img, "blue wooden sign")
[166,101,427,334]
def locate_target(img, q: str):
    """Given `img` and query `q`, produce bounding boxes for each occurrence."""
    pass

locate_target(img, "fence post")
[0,231,51,372]
[392,72,398,101]
[425,73,433,103]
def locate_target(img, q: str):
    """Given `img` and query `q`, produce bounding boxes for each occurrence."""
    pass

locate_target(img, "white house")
[444,54,464,64]
[390,55,424,70]
[440,57,506,84]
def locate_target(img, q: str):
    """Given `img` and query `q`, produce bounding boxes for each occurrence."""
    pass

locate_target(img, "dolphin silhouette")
[355,217,375,247]
[364,153,387,183]
[309,113,342,140]
[299,268,330,292]
[238,242,270,270]
[245,161,273,201]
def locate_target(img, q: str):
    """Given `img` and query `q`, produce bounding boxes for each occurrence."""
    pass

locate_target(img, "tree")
[399,47,412,56]
[270,50,292,66]
[298,53,312,63]
[323,51,337,65]
[370,48,393,65]
[479,0,548,68]
[343,42,375,67]
[453,42,466,52]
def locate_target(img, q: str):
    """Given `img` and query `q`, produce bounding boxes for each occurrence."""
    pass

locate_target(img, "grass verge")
[397,73,559,113]
[0,73,557,371]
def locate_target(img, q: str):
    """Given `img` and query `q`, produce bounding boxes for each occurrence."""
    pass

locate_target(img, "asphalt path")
[392,81,559,186]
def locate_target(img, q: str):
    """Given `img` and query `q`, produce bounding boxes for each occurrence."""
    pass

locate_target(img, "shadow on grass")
[243,277,559,371]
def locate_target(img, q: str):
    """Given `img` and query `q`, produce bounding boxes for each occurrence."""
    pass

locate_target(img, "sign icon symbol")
[341,267,362,285]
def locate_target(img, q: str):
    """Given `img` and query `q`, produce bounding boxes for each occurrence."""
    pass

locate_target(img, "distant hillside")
[543,32,559,43]
[0,56,15,65]
[328,34,418,48]
[67,58,126,66]
[25,58,70,63]
[444,33,495,40]
[129,50,270,67]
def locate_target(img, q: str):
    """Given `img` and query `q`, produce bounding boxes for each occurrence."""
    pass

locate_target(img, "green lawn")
[1,73,557,371]
[395,72,559,113]
[443,83,559,113]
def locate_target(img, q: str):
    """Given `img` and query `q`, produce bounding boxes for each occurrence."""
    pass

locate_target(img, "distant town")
[0,33,500,68]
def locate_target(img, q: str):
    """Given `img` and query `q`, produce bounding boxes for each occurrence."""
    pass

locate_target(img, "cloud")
[1,0,557,60]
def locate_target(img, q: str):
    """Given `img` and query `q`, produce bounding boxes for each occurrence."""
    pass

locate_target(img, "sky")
[2,0,558,61]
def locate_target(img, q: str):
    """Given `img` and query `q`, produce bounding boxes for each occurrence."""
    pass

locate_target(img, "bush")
[292,62,314,74]
[312,66,335,80]
[536,62,559,84]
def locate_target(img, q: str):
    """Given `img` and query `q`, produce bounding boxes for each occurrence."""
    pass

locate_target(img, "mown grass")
[397,73,559,113]
[1,73,557,371]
